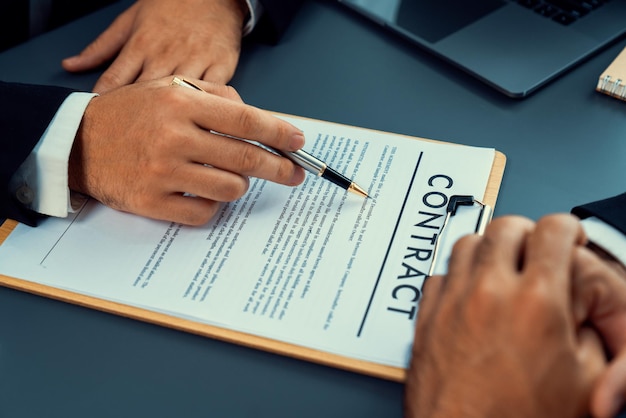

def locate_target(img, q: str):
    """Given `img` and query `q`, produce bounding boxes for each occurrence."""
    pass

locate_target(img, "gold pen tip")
[349,183,369,198]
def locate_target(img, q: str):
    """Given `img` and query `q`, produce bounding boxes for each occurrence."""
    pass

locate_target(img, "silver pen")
[171,77,369,198]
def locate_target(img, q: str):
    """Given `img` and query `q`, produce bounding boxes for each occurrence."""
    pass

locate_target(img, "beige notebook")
[597,46,626,101]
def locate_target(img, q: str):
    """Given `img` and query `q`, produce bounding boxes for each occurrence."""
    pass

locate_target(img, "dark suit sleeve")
[572,193,626,235]
[252,0,306,42]
[0,81,76,226]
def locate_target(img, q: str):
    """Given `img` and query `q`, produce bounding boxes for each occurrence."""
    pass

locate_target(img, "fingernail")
[289,166,306,186]
[290,132,305,150]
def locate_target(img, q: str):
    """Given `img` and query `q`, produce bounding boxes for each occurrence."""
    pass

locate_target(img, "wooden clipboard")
[0,115,506,382]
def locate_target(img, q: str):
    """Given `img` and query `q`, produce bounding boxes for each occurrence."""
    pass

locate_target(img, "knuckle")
[162,85,188,109]
[163,161,186,180]
[445,234,480,270]
[463,278,507,322]
[143,151,172,178]
[238,107,264,137]
[472,235,499,266]
[97,72,124,91]
[488,215,533,236]
[236,145,264,173]
[536,213,580,235]
[81,42,101,59]
[223,85,241,101]
[274,159,296,184]
[273,120,291,148]
[520,278,559,317]
[473,275,505,302]
[130,190,156,213]
[218,177,249,202]
[540,213,578,227]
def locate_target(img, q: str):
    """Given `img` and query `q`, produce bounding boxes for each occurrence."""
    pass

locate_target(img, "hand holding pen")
[69,76,311,225]
[171,77,368,198]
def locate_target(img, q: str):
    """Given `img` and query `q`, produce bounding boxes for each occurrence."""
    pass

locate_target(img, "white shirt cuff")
[581,216,626,267]
[10,92,97,218]
[243,0,263,36]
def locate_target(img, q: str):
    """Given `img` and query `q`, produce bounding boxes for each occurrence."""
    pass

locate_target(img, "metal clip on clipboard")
[428,195,493,277]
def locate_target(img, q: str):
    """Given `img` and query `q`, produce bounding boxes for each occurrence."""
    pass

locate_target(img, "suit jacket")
[572,193,626,235]
[253,0,307,42]
[0,81,76,226]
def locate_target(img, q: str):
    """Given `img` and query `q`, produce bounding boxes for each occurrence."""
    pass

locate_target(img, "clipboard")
[429,195,493,277]
[0,114,506,383]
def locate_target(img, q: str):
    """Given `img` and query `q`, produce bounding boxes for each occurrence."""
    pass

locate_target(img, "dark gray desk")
[0,1,624,417]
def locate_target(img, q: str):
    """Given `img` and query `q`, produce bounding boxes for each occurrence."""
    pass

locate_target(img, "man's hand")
[62,0,247,93]
[68,76,305,225]
[572,245,626,418]
[405,214,606,418]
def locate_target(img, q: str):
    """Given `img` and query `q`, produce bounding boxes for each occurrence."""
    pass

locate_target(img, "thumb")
[576,327,607,417]
[572,247,626,352]
[571,247,626,418]
[591,350,626,418]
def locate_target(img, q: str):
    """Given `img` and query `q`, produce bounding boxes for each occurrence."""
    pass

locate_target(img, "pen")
[171,77,369,198]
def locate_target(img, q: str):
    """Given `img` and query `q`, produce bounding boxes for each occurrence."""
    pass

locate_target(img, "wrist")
[228,0,249,28]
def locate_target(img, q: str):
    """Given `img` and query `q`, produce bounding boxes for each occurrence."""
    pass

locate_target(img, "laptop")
[337,0,626,98]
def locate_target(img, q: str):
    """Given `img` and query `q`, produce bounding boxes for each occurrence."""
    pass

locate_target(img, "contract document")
[0,115,504,380]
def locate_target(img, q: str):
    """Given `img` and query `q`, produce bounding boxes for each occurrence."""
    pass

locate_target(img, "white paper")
[0,116,496,368]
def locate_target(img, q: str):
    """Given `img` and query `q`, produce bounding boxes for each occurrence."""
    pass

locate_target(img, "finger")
[417,275,445,325]
[471,215,535,279]
[412,275,444,356]
[187,93,306,152]
[148,194,224,226]
[575,328,609,417]
[62,5,136,73]
[184,132,305,186]
[571,246,626,418]
[592,350,626,418]
[571,247,626,351]
[523,214,585,304]
[578,326,607,374]
[165,163,250,202]
[439,232,481,298]
[92,49,145,93]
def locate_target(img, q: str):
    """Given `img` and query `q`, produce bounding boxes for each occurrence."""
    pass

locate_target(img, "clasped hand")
[406,214,626,418]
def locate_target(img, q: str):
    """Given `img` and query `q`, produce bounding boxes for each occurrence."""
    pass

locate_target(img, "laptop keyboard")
[516,0,610,25]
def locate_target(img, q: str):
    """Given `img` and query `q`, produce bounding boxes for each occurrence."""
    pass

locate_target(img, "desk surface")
[1,1,625,417]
